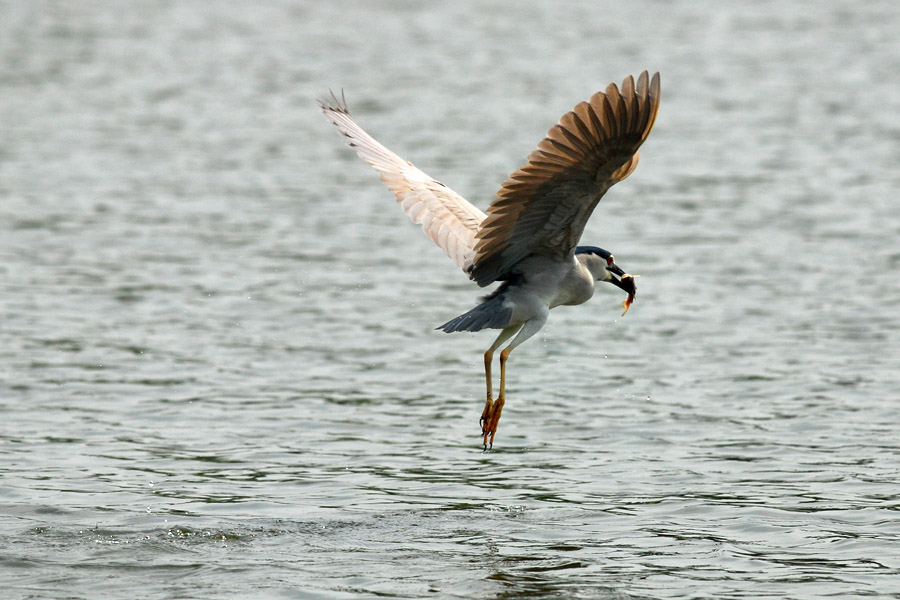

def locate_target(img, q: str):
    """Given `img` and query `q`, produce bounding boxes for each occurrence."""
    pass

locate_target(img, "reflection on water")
[2,1,900,598]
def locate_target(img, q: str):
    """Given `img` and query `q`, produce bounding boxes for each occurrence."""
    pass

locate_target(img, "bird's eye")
[607,255,614,266]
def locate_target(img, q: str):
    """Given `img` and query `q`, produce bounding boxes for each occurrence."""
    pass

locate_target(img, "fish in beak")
[607,263,637,316]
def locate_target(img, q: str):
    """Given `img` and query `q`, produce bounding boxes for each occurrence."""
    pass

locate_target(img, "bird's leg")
[480,325,521,449]
[484,346,513,449]
[480,349,494,436]
[480,316,547,449]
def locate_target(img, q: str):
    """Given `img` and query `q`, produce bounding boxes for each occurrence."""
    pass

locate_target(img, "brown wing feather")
[469,71,660,286]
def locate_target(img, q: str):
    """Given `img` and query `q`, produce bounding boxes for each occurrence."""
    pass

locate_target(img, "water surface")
[2,1,900,598]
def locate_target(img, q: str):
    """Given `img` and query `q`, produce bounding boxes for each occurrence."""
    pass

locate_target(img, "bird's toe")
[480,396,505,451]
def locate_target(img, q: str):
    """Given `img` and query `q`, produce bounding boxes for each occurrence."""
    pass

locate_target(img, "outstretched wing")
[469,71,660,286]
[319,93,486,273]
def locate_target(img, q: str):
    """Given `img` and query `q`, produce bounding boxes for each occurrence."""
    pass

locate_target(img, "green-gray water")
[2,2,899,598]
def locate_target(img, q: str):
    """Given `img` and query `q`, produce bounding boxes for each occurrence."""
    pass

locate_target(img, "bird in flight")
[320,72,660,449]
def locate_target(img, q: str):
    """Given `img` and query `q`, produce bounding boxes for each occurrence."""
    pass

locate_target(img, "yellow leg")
[499,347,510,399]
[480,349,494,447]
[479,324,522,450]
[485,347,511,448]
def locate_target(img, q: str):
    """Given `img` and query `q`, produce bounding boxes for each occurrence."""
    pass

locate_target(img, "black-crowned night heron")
[320,72,660,449]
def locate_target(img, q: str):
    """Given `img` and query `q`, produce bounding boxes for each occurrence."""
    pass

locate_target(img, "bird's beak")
[607,263,637,316]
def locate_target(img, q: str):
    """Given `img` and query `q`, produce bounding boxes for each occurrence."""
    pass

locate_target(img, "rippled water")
[3,1,900,598]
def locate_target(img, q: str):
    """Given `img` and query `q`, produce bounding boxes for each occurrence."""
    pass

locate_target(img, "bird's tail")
[437,295,513,333]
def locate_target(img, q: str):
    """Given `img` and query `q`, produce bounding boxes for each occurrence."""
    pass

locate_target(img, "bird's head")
[575,246,637,315]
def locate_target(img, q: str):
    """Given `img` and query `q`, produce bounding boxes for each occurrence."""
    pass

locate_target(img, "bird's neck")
[549,258,597,308]
[576,253,610,282]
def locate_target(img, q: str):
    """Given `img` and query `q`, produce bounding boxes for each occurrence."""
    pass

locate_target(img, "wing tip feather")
[471,71,661,284]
